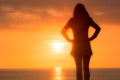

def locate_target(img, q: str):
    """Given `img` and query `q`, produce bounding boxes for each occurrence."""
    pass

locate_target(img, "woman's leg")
[83,55,91,80]
[74,56,83,80]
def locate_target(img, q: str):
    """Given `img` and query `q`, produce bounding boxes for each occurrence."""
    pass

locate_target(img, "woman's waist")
[73,38,90,43]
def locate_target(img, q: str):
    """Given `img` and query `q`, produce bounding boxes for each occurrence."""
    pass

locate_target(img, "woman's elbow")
[61,30,65,36]
[96,25,101,32]
[61,30,64,35]
[98,27,101,32]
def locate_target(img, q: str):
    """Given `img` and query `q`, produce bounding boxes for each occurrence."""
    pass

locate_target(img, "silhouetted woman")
[61,3,101,80]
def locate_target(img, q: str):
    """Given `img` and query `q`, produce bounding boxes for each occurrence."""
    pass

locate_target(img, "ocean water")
[0,68,120,80]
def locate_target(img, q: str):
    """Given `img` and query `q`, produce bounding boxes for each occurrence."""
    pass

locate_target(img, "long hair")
[73,3,90,23]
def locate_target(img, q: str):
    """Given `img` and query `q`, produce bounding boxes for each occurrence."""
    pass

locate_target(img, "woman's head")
[73,3,90,20]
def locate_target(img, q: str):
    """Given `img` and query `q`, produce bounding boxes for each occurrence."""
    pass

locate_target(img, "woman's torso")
[70,18,90,43]
[69,18,92,56]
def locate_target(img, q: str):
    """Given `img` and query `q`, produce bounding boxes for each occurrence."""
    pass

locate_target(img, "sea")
[0,68,120,80]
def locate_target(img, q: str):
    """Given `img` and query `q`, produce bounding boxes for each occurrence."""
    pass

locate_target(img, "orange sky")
[0,0,120,69]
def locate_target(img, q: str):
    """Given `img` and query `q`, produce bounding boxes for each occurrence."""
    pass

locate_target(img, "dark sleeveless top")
[67,17,93,57]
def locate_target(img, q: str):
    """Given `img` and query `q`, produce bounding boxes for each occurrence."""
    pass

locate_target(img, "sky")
[0,0,120,69]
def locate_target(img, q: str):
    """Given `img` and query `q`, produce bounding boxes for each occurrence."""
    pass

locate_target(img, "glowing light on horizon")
[52,41,64,52]
[55,67,62,72]
[55,67,62,80]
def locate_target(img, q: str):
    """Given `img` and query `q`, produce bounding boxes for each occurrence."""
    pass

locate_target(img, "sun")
[52,41,64,52]
[55,67,62,72]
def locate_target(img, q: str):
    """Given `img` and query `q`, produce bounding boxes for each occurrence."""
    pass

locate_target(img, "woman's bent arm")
[61,26,73,42]
[89,21,101,41]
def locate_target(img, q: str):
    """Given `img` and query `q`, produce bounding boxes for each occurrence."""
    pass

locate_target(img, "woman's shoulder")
[88,17,94,25]
[67,17,74,25]
[69,17,74,22]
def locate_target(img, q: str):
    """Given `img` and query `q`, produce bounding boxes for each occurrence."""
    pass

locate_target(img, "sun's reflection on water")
[55,67,63,80]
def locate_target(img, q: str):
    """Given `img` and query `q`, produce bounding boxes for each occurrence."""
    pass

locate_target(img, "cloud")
[84,0,120,25]
[0,0,75,11]
[0,0,120,29]
[0,0,76,29]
